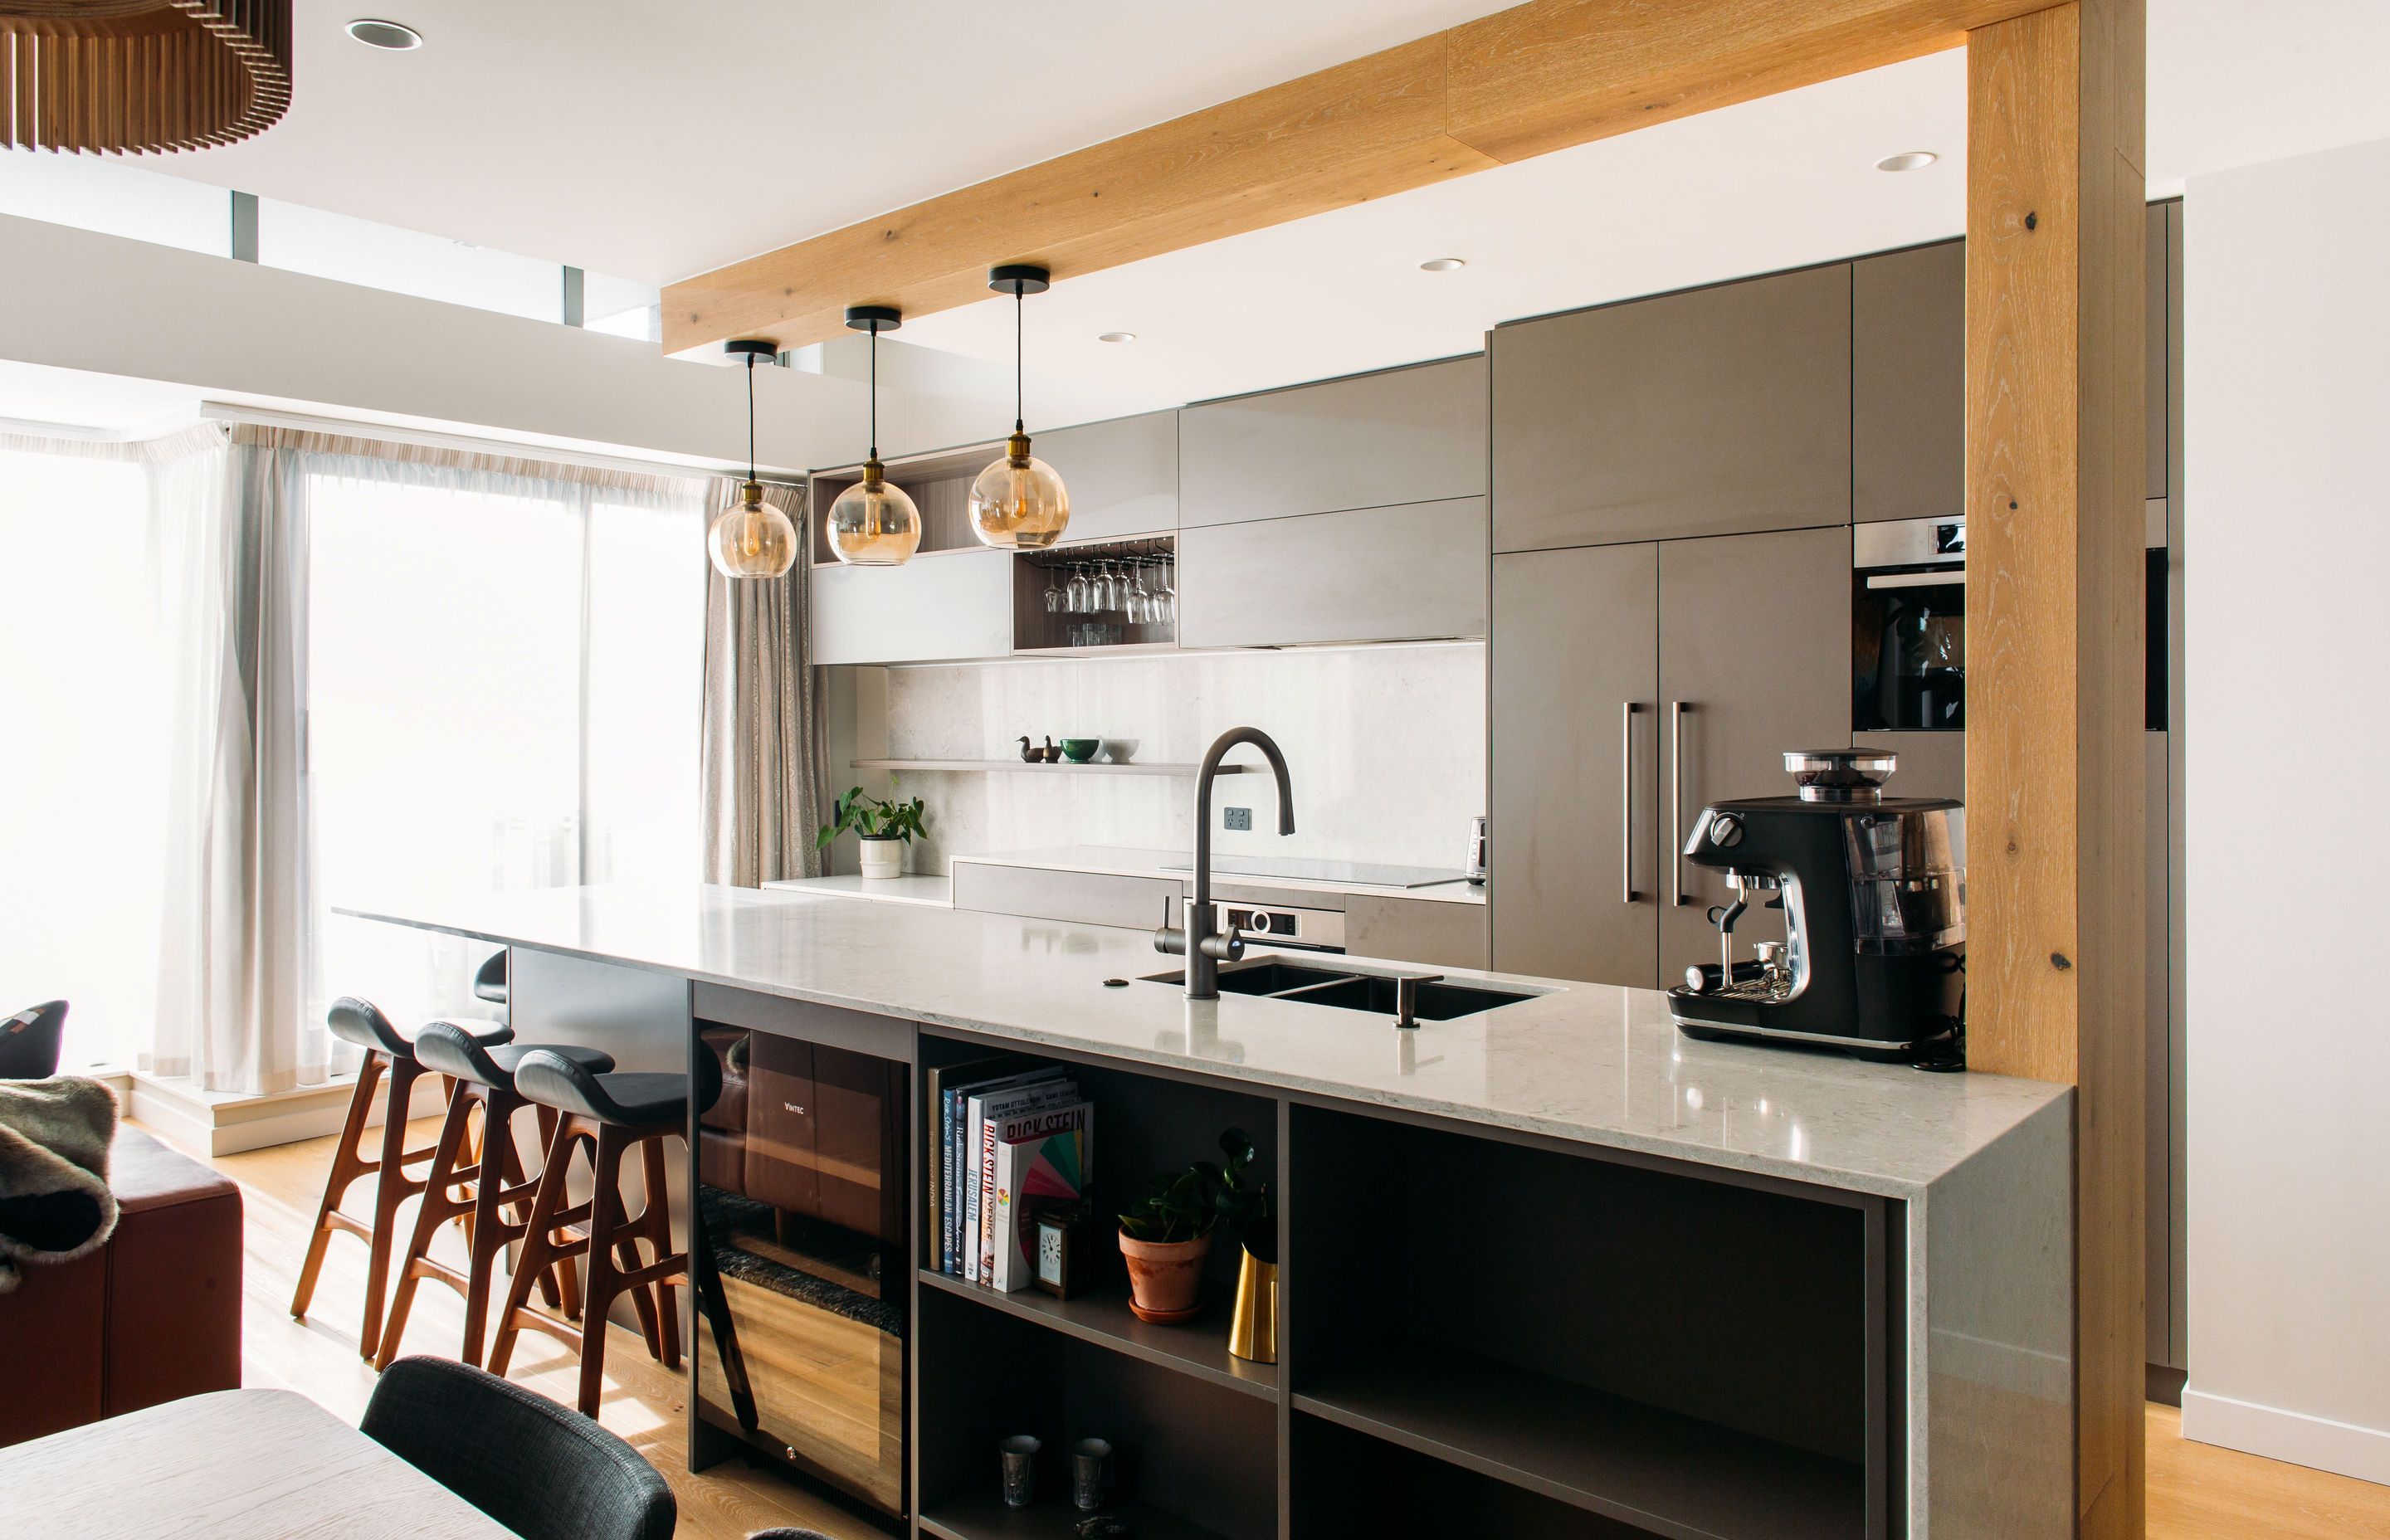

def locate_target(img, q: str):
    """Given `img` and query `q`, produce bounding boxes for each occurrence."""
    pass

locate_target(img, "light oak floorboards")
[148,1117,884,1540]
[143,1119,2390,1540]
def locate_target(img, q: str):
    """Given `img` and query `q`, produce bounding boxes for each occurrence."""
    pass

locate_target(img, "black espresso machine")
[1667,749,1966,1062]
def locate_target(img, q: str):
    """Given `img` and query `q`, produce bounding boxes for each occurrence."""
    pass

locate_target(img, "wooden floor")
[164,1118,2390,1540]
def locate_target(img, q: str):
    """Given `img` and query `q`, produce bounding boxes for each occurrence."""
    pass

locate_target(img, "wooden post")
[1964,2,2147,1535]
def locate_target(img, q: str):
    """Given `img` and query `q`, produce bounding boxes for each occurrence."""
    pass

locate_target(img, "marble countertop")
[952,844,1486,905]
[762,873,954,907]
[343,884,2066,1199]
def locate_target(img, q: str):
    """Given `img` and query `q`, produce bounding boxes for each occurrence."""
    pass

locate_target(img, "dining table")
[0,1387,513,1538]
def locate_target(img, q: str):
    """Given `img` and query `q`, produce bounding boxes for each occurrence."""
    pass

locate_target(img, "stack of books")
[929,1059,1093,1294]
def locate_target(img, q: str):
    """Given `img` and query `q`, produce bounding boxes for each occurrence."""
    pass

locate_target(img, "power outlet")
[1222,807,1253,831]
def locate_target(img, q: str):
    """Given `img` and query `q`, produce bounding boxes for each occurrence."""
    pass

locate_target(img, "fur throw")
[0,1076,120,1294]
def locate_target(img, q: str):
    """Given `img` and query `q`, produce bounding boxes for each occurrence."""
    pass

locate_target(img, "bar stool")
[473,950,510,1016]
[373,1021,619,1371]
[290,997,513,1359]
[489,1045,721,1416]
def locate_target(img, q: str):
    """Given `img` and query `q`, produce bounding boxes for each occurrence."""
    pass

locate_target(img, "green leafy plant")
[1118,1128,1268,1245]
[815,779,928,849]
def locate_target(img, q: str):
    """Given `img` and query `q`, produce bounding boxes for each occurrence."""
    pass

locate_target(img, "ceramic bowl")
[1060,738,1100,763]
[1100,738,1138,764]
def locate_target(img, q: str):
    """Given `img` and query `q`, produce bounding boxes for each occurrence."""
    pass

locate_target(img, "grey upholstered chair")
[363,1355,676,1540]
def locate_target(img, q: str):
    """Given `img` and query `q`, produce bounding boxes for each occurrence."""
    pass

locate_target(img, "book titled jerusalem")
[989,1102,1091,1293]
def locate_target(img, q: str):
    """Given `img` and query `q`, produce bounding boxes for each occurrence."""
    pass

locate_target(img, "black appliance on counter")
[1668,749,1965,1061]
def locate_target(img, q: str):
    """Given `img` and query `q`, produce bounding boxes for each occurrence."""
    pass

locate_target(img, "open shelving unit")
[918,1269,1277,1403]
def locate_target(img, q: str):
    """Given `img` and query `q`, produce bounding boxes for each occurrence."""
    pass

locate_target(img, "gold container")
[1227,1246,1278,1364]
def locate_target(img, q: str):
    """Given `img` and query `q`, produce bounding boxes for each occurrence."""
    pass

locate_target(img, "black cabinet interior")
[1292,1415,1654,1539]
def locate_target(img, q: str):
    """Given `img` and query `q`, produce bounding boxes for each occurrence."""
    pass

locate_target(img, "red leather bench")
[0,1126,243,1446]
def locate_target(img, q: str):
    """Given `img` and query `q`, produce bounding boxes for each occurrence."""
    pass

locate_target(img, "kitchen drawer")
[953,861,1179,931]
[1344,894,1489,971]
[1035,409,1178,542]
[1493,263,1851,550]
[1180,356,1485,528]
[1177,497,1488,649]
[812,548,1012,665]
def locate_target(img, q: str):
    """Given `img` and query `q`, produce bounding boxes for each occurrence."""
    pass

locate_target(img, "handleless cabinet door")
[1493,263,1851,551]
[811,548,1012,665]
[1034,409,1178,542]
[1490,543,1659,987]
[1854,241,1964,524]
[1656,526,1851,983]
[1179,356,1486,528]
[2147,201,2170,501]
[1177,497,1487,648]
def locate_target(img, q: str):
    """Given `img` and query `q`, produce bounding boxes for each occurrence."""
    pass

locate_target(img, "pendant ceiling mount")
[827,304,922,567]
[706,338,799,580]
[0,1,295,155]
[968,263,1071,551]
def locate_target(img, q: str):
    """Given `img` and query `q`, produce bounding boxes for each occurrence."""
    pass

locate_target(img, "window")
[259,199,563,321]
[305,461,706,1027]
[0,448,175,1070]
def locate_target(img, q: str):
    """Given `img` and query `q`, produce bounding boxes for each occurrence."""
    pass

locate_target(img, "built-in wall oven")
[1852,510,2169,733]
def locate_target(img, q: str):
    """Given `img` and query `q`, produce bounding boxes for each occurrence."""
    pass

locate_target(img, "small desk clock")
[1032,1202,1094,1299]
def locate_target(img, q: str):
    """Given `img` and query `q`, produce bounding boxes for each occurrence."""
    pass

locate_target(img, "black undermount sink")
[1142,959,1539,1021]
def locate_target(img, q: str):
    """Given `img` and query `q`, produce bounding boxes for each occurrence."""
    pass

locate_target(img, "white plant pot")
[858,837,905,880]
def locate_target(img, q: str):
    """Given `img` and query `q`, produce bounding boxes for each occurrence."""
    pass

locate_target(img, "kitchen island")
[348,883,2071,1540]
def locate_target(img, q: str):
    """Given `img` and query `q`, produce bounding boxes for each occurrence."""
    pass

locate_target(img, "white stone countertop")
[762,873,954,907]
[343,883,2066,1199]
[951,844,1487,905]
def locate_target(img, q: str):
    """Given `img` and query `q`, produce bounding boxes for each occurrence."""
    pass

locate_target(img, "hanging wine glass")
[1044,565,1065,614]
[1128,560,1153,626]
[1067,564,1090,613]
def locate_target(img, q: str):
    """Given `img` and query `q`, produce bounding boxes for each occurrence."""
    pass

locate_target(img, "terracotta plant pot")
[1119,1230,1214,1323]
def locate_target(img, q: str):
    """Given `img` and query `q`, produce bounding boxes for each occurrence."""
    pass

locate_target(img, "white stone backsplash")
[866,643,1485,875]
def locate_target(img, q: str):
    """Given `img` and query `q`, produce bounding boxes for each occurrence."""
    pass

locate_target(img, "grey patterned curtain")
[700,477,826,885]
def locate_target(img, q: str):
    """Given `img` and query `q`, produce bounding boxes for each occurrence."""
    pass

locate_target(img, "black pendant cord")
[1013,288,1026,435]
[868,322,880,461]
[745,354,757,485]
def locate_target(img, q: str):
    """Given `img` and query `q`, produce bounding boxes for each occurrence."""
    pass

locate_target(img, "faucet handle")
[1197,924,1245,962]
[1153,896,1187,958]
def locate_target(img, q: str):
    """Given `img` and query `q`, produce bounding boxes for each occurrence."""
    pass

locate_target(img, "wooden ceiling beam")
[661,0,2049,354]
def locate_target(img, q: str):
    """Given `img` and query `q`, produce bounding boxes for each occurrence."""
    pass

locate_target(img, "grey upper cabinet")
[1490,542,1659,987]
[1656,525,1851,985]
[1177,497,1487,649]
[1492,263,1852,552]
[1854,241,1964,524]
[1036,409,1178,543]
[1178,356,1486,528]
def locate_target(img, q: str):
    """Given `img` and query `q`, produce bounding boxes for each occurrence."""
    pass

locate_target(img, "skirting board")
[129,1069,449,1157]
[2183,1386,2390,1486]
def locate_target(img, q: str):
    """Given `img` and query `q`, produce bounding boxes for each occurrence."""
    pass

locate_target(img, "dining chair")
[363,1355,676,1540]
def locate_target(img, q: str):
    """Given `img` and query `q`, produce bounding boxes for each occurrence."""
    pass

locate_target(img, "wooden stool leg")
[574,1123,632,1417]
[459,1097,512,1369]
[373,1087,477,1371]
[529,1105,581,1320]
[489,1114,580,1379]
[644,1137,683,1370]
[358,1055,425,1360]
[491,1107,563,1312]
[290,1051,384,1323]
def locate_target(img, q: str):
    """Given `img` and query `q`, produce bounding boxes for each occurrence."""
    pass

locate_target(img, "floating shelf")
[920,1491,1233,1540]
[1293,1348,1863,1540]
[918,1269,1278,1403]
[851,758,1247,777]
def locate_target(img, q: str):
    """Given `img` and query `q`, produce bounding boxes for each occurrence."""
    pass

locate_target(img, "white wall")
[866,644,1486,875]
[2183,134,2390,1482]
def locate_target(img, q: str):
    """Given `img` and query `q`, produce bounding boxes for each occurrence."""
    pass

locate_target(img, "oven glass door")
[1853,568,1968,731]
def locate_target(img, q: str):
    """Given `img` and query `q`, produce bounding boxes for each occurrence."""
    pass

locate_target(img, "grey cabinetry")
[1490,543,1659,987]
[1656,527,1851,984]
[1178,498,1488,648]
[1179,355,1485,527]
[812,549,1012,665]
[1035,409,1178,543]
[1853,241,1964,523]
[1491,263,1851,552]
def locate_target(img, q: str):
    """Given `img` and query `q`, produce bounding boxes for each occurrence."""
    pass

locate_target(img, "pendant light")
[826,306,923,566]
[968,265,1070,549]
[708,339,800,579]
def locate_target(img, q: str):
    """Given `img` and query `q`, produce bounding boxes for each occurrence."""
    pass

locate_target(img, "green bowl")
[1060,738,1100,763]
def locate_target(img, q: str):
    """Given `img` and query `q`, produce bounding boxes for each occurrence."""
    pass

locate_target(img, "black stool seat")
[412,1021,614,1089]
[514,1055,716,1129]
[329,997,512,1059]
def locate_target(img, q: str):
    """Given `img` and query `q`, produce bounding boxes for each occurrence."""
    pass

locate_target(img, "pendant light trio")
[705,264,1070,578]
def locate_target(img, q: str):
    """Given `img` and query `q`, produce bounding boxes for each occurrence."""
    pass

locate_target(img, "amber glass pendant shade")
[968,432,1071,550]
[971,265,1071,549]
[827,461,923,566]
[708,480,798,579]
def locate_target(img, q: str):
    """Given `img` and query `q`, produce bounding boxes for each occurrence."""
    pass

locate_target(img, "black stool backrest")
[0,1000,68,1079]
[412,1020,507,1088]
[474,950,510,1006]
[327,996,412,1057]
[363,1356,675,1540]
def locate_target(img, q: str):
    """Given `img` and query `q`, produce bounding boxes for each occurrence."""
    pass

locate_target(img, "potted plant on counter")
[1117,1128,1266,1323]
[815,780,928,880]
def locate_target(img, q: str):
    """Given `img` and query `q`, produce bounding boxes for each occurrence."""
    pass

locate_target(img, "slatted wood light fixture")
[0,1,293,154]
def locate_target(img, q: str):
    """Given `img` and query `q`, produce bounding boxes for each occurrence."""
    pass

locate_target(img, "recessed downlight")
[1098,331,1138,344]
[1419,256,1466,272]
[1875,150,1938,173]
[346,18,422,50]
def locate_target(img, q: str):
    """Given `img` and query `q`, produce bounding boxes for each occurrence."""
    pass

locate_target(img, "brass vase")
[1227,1244,1278,1364]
